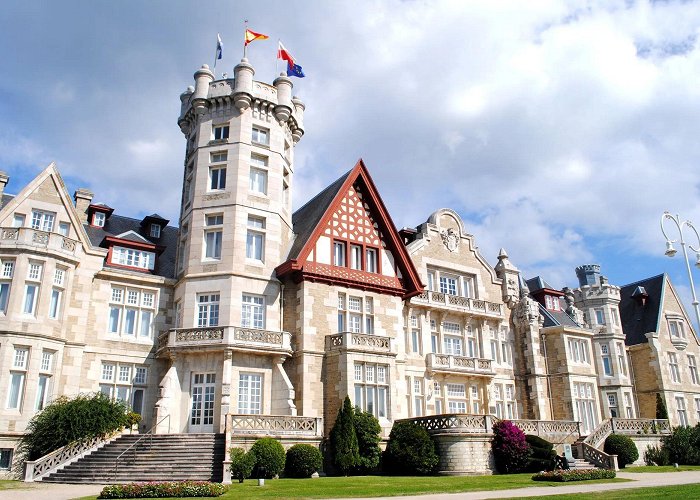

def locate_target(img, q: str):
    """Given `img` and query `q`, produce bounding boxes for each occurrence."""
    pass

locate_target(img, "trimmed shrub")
[384,421,439,475]
[532,469,616,482]
[644,444,670,466]
[656,393,669,420]
[604,434,639,468]
[98,481,228,498]
[126,411,141,429]
[19,392,128,461]
[353,409,382,474]
[330,396,359,475]
[249,438,285,478]
[525,434,556,472]
[229,448,255,483]
[492,420,531,474]
[660,424,700,465]
[285,444,323,478]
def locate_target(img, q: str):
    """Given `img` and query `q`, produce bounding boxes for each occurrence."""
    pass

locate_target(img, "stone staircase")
[40,433,225,484]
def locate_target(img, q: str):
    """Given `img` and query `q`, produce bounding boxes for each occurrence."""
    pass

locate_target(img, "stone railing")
[24,431,123,481]
[402,414,494,434]
[511,419,580,442]
[426,353,494,376]
[1,227,79,257]
[411,291,503,317]
[580,442,618,470]
[160,326,291,353]
[326,332,392,354]
[582,419,613,449]
[227,414,322,437]
[610,418,671,435]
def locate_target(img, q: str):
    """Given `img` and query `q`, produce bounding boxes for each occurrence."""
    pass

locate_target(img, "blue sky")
[2,0,700,325]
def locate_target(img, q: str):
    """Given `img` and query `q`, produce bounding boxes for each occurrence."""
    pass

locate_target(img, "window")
[568,338,590,364]
[689,355,700,385]
[108,286,157,338]
[93,212,105,227]
[204,214,223,260]
[238,373,262,414]
[617,342,628,376]
[48,267,66,320]
[282,168,290,207]
[0,449,12,470]
[601,344,613,376]
[175,300,182,328]
[411,329,420,354]
[111,246,156,270]
[337,293,376,334]
[213,124,230,140]
[251,126,269,146]
[23,262,42,316]
[197,294,220,327]
[241,294,265,329]
[7,347,29,410]
[624,392,634,418]
[669,319,686,339]
[594,308,605,325]
[610,308,619,326]
[36,351,54,411]
[471,385,480,413]
[100,362,147,406]
[365,298,374,334]
[443,335,463,356]
[545,295,560,311]
[413,378,424,417]
[466,325,476,357]
[607,393,618,418]
[354,363,388,418]
[669,352,681,383]
[150,224,161,238]
[246,216,265,261]
[333,241,346,267]
[500,326,513,366]
[573,382,598,434]
[13,214,25,227]
[505,384,517,419]
[350,244,363,270]
[439,275,458,295]
[366,248,378,273]
[493,384,504,418]
[31,210,55,232]
[676,395,689,426]
[211,151,227,163]
[428,267,475,297]
[249,155,268,195]
[695,397,700,422]
[58,222,70,236]
[0,260,14,314]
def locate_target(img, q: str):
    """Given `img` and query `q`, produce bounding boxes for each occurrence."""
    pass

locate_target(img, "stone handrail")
[511,419,580,442]
[426,353,494,375]
[411,291,503,317]
[326,332,391,353]
[401,414,494,434]
[1,227,78,256]
[24,430,123,482]
[228,414,322,437]
[583,419,613,449]
[580,441,618,470]
[162,326,291,353]
[610,418,671,435]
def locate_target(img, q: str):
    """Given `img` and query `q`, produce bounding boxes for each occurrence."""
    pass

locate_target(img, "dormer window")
[93,212,105,227]
[150,224,161,238]
[670,319,686,339]
[111,246,155,271]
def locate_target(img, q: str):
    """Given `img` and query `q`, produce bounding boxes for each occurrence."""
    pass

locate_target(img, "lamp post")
[660,211,700,329]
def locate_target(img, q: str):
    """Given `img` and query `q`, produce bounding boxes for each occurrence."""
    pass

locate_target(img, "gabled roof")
[113,230,152,244]
[526,276,558,294]
[619,274,666,346]
[1,193,13,210]
[276,159,423,298]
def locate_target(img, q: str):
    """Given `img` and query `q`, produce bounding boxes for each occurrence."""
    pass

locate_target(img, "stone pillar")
[154,356,179,433]
[220,350,233,432]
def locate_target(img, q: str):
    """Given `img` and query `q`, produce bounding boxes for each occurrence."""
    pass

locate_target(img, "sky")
[2,0,700,325]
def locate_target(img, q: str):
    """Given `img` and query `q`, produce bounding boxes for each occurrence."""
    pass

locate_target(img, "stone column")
[154,355,179,434]
[220,350,233,432]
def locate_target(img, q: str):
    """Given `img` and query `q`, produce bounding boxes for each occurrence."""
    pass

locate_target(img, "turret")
[576,264,601,287]
[273,74,293,123]
[191,65,214,115]
[291,96,305,142]
[232,58,255,111]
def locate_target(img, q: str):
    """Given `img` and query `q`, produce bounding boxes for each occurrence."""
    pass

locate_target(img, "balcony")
[227,414,322,438]
[157,326,292,356]
[326,332,393,355]
[411,291,503,318]
[426,352,495,377]
[0,227,79,258]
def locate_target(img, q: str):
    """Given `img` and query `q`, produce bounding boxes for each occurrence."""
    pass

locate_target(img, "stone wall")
[432,432,495,475]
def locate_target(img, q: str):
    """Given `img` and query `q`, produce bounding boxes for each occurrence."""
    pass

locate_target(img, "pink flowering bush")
[491,420,531,474]
[532,468,616,482]
[98,481,228,498]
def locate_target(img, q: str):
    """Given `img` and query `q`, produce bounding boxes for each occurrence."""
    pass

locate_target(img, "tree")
[330,396,359,475]
[604,434,639,468]
[491,420,531,474]
[353,408,382,474]
[384,421,439,475]
[249,438,285,478]
[656,393,669,420]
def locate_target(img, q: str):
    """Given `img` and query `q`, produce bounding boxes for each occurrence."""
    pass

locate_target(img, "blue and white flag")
[216,33,224,60]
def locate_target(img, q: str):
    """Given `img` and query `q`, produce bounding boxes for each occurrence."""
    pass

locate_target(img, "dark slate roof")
[84,214,178,279]
[1,193,14,210]
[618,274,665,346]
[286,169,352,260]
[526,276,555,293]
[538,300,582,328]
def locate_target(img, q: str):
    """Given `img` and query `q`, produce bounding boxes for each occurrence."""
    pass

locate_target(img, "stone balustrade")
[426,353,494,376]
[326,332,392,354]
[580,442,618,470]
[0,227,79,257]
[159,326,291,354]
[227,414,322,437]
[402,413,495,434]
[610,418,671,435]
[511,419,580,442]
[411,291,503,318]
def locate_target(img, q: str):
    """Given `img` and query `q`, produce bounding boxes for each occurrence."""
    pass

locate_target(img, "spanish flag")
[245,29,269,46]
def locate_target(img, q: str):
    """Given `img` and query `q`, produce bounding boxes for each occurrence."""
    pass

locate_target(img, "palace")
[2,60,700,478]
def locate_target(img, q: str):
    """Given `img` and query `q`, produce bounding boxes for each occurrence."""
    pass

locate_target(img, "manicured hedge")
[604,434,638,468]
[98,481,228,498]
[249,437,286,478]
[532,468,616,482]
[384,421,439,475]
[229,448,255,483]
[285,444,322,478]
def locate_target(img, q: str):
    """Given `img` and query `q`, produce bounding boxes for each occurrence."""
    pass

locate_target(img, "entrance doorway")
[190,373,216,432]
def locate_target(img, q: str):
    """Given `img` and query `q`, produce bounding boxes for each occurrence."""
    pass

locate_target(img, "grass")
[0,479,32,490]
[505,482,700,499]
[622,465,700,473]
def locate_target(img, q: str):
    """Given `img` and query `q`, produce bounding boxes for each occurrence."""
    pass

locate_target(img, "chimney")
[74,188,94,223]
[575,264,601,287]
[0,171,8,199]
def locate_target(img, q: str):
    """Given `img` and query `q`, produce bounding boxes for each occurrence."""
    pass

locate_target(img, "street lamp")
[660,211,700,329]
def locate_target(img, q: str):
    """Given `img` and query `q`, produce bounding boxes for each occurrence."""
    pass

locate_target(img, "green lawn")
[0,479,31,490]
[621,465,700,473]
[505,482,700,499]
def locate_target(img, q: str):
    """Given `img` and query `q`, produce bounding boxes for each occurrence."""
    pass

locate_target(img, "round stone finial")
[186,86,194,93]
[201,64,210,69]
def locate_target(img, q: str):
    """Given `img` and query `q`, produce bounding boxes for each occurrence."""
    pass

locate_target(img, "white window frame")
[238,373,262,414]
[354,363,388,419]
[108,286,157,339]
[111,246,156,270]
[669,352,681,383]
[241,294,265,329]
[246,216,265,262]
[251,126,269,146]
[197,293,220,327]
[204,214,223,261]
[213,124,230,141]
[31,210,55,232]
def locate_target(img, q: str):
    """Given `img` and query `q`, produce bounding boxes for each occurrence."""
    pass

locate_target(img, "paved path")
[1,471,700,500]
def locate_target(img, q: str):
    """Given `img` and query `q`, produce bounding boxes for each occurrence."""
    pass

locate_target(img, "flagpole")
[213,33,218,77]
[275,39,279,76]
[243,19,248,59]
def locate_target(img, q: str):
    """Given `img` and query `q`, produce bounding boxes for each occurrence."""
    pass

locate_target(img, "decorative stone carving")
[440,228,459,252]
[514,284,541,328]
[563,287,586,327]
